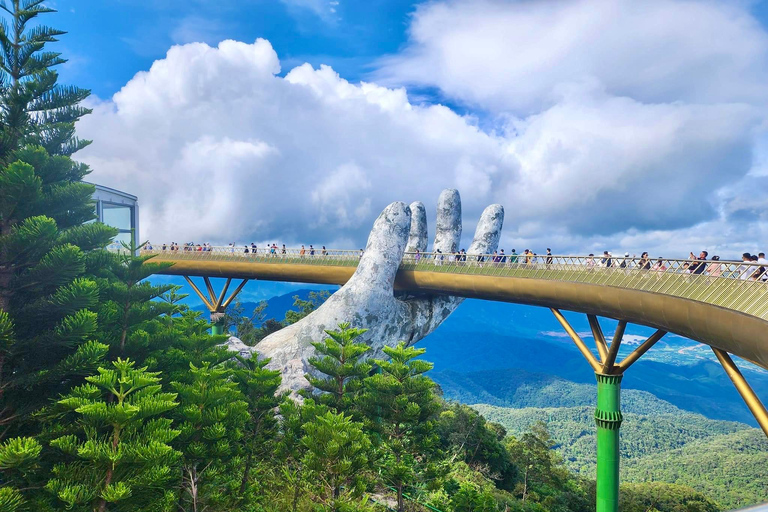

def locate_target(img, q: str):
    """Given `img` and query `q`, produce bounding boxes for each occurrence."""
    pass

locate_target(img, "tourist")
[244,245,249,254]
[510,249,518,265]
[322,246,327,256]
[500,249,507,264]
[300,245,306,258]
[359,249,364,258]
[638,252,651,270]
[739,253,752,280]
[749,255,765,281]
[415,249,421,263]
[309,245,315,256]
[758,253,768,281]
[688,251,708,275]
[652,258,667,272]
[706,256,723,277]
[586,253,596,270]
[546,248,553,265]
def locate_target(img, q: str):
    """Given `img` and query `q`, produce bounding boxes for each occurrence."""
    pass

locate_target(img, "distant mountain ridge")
[432,368,679,415]
[193,289,321,325]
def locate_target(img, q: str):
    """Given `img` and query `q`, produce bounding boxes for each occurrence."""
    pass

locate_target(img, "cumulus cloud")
[79,39,513,246]
[78,0,768,257]
[376,0,768,113]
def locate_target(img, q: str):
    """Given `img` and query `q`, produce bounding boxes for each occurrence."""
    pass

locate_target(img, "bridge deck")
[142,248,768,369]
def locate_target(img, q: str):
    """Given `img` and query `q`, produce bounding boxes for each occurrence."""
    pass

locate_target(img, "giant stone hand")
[231,190,504,393]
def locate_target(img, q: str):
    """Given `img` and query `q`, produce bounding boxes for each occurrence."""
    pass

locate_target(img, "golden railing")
[136,246,768,321]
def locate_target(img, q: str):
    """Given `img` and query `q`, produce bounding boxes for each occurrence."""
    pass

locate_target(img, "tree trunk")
[239,453,252,495]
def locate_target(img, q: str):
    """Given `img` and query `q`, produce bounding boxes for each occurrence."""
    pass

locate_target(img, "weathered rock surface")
[229,190,504,393]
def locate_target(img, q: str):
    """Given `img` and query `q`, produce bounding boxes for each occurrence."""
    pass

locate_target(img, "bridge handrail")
[125,246,768,321]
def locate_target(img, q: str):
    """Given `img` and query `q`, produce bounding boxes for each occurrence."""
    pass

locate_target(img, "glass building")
[90,183,139,248]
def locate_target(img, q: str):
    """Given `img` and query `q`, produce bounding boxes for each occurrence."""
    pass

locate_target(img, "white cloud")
[371,0,768,256]
[78,0,768,258]
[79,39,513,246]
[377,0,768,113]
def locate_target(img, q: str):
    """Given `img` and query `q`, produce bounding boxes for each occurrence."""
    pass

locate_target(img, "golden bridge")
[142,246,768,512]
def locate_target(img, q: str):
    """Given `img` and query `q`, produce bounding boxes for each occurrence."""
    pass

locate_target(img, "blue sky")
[56,0,416,98]
[42,0,768,259]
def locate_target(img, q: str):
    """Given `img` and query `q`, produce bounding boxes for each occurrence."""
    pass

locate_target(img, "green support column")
[595,373,623,512]
[211,321,224,336]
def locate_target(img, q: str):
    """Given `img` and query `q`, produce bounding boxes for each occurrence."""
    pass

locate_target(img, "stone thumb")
[350,201,411,294]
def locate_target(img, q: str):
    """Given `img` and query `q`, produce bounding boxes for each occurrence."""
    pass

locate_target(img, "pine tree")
[0,0,91,160]
[230,355,282,497]
[300,411,372,511]
[305,323,371,413]
[171,362,249,512]
[91,244,177,362]
[361,342,441,512]
[0,146,114,434]
[46,358,181,512]
[274,398,329,512]
[0,435,41,511]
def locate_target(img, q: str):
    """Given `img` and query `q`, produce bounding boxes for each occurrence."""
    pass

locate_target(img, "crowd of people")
[144,242,767,281]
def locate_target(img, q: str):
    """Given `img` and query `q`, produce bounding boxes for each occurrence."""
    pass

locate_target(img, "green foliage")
[360,342,441,512]
[305,323,371,413]
[91,243,177,361]
[284,291,330,325]
[172,362,250,511]
[0,0,91,158]
[0,146,115,434]
[436,403,517,490]
[620,482,719,512]
[301,411,373,508]
[47,358,181,512]
[223,299,284,346]
[230,354,283,495]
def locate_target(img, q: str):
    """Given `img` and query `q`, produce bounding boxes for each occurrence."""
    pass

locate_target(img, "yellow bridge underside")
[153,256,768,371]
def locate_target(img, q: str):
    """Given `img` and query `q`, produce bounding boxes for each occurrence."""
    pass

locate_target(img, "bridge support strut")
[183,276,249,335]
[711,348,768,437]
[551,309,666,512]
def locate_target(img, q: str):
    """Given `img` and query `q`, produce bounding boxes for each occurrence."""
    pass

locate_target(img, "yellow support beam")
[551,309,602,373]
[616,330,665,372]
[589,314,609,363]
[183,276,214,311]
[603,320,626,372]
[712,348,768,437]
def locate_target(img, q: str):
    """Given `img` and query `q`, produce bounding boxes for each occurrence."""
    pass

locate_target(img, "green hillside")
[624,428,768,510]
[470,404,767,509]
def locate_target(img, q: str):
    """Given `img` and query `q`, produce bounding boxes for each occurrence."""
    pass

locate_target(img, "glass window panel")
[102,204,132,231]
[107,231,133,250]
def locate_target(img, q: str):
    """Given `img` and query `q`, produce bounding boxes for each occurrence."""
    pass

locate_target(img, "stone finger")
[406,201,428,253]
[467,204,504,255]
[433,189,462,254]
[351,201,411,293]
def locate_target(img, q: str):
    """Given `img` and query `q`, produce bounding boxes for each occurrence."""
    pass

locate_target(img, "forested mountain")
[471,403,767,509]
